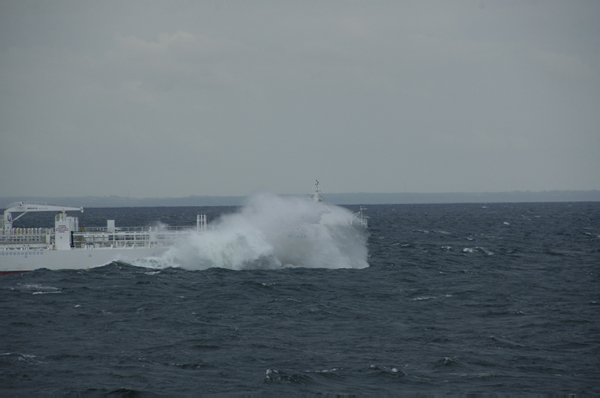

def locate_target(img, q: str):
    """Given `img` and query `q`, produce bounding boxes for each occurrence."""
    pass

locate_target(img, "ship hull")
[0,247,169,274]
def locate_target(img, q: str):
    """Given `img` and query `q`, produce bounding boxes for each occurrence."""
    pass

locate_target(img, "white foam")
[155,193,369,271]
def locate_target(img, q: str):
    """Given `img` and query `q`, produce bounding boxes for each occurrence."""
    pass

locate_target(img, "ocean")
[1,200,599,395]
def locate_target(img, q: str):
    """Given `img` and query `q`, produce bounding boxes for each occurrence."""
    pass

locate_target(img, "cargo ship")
[0,202,205,274]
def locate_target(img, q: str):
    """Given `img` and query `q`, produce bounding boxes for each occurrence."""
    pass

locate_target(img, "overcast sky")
[1,0,599,198]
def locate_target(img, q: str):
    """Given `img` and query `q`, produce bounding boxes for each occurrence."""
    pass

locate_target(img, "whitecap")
[146,193,369,271]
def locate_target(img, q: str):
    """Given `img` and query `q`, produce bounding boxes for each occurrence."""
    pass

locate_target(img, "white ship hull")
[0,246,169,274]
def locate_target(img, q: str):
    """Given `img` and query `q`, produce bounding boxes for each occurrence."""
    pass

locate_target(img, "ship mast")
[312,180,324,203]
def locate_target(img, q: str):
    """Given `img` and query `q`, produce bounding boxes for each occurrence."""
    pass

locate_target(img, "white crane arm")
[3,201,83,230]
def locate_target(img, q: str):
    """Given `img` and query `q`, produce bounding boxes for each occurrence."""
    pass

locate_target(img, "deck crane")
[2,201,83,231]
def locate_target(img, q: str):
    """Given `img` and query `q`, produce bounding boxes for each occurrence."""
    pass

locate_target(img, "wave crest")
[156,193,369,270]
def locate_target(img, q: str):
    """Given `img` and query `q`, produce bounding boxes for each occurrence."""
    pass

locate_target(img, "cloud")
[533,49,596,82]
[107,31,244,94]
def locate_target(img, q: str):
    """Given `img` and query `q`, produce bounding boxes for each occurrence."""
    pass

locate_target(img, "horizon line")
[2,189,599,200]
[1,190,599,207]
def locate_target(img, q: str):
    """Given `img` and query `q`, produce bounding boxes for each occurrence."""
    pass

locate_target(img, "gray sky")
[1,0,599,198]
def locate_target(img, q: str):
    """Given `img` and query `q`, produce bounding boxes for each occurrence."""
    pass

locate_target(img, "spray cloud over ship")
[150,192,369,270]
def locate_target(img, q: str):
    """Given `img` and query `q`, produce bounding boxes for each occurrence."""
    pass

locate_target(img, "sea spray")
[157,193,369,270]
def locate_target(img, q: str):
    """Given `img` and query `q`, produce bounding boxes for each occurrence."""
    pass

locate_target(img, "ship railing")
[0,228,53,245]
[82,226,149,233]
[72,226,194,249]
[1,243,49,250]
[1,227,53,235]
[81,225,195,233]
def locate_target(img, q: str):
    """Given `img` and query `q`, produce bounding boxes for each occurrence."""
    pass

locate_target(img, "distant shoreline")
[2,190,599,208]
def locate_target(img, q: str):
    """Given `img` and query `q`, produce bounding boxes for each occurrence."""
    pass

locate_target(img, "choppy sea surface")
[1,201,599,395]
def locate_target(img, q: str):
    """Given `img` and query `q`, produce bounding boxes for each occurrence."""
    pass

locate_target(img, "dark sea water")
[2,202,599,395]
